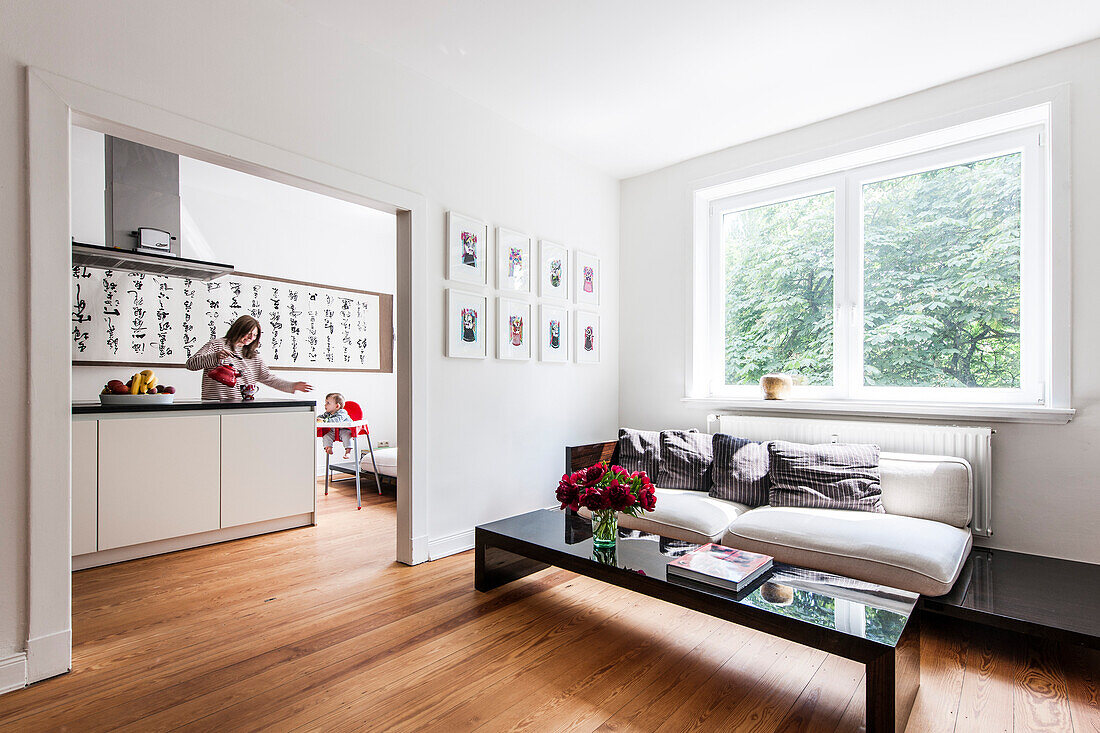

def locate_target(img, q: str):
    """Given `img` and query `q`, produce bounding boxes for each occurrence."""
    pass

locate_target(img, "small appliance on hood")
[136,227,176,256]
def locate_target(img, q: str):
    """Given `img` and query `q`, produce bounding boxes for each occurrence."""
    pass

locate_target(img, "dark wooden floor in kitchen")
[0,478,1096,732]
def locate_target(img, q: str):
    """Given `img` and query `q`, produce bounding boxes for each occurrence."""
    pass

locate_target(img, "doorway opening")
[25,68,427,684]
[70,127,400,571]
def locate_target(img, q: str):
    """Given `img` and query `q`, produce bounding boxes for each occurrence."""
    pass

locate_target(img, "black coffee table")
[475,509,920,733]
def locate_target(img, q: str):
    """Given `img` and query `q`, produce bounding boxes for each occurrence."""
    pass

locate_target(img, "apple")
[163,386,176,394]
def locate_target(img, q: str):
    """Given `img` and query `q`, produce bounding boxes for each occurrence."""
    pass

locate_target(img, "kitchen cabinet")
[71,418,98,555]
[71,400,316,568]
[97,414,221,550]
[221,410,315,527]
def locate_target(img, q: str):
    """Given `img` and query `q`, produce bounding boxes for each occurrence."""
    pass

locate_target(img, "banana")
[130,373,144,395]
[138,369,157,393]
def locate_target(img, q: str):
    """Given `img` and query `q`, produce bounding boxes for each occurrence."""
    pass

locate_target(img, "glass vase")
[591,509,618,548]
[592,544,617,566]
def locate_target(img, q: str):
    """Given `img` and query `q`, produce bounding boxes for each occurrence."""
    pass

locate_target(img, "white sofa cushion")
[359,447,397,477]
[880,452,972,528]
[579,489,751,545]
[723,506,972,596]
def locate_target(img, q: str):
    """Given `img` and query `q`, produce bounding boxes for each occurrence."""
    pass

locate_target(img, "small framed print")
[446,288,487,358]
[539,304,569,363]
[574,250,600,306]
[538,240,569,300]
[496,297,531,360]
[575,310,600,364]
[497,227,531,292]
[447,211,488,285]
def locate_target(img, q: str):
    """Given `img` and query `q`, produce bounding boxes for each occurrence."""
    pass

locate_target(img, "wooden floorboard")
[0,478,1096,732]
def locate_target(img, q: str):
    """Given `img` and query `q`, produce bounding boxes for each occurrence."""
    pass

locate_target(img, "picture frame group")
[444,211,601,363]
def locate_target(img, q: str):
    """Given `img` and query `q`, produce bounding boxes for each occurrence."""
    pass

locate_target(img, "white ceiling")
[283,0,1100,178]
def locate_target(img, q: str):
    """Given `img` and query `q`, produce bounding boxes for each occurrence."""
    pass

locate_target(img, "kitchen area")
[70,128,397,568]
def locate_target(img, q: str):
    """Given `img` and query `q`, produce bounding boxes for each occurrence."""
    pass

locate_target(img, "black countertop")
[73,398,317,415]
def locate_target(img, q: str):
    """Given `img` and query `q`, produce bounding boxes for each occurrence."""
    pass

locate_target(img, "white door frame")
[25,67,430,684]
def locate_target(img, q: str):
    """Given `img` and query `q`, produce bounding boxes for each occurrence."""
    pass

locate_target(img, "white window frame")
[688,98,1073,423]
[709,175,843,400]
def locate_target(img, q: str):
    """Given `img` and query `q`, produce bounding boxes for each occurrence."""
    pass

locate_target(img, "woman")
[187,315,312,401]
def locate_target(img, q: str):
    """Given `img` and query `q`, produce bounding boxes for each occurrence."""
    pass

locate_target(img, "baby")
[318,392,354,459]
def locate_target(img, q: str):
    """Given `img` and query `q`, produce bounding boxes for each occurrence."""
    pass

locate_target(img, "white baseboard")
[428,529,474,560]
[26,629,70,684]
[0,653,28,695]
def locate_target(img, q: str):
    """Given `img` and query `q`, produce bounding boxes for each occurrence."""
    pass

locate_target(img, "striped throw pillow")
[656,430,713,491]
[709,434,770,506]
[768,441,885,513]
[617,428,662,480]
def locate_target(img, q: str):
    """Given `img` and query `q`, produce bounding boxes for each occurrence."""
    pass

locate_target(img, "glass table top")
[479,509,919,648]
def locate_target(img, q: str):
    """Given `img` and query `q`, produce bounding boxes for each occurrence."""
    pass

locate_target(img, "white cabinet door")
[97,415,221,550]
[72,419,98,555]
[221,410,315,527]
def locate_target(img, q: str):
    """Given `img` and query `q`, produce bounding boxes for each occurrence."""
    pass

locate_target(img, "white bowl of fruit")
[99,370,177,405]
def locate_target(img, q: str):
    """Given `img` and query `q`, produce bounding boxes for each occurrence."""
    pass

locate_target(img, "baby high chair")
[317,399,382,509]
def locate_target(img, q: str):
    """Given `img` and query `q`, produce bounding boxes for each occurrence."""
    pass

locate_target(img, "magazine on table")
[666,543,773,592]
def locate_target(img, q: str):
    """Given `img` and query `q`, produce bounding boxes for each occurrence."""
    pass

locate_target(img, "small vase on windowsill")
[591,509,619,549]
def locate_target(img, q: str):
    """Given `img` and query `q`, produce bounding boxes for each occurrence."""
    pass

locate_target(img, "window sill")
[680,397,1075,425]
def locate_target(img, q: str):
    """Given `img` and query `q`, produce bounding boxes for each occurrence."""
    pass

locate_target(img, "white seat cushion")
[359,447,397,477]
[723,506,972,596]
[580,488,751,545]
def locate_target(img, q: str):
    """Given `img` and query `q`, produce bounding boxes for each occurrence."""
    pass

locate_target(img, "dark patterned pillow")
[709,434,770,506]
[656,430,713,491]
[617,428,662,480]
[768,441,884,513]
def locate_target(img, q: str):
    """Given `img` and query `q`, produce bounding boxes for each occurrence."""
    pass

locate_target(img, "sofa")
[567,438,974,597]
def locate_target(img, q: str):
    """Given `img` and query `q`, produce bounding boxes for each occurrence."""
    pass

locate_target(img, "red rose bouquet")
[556,463,657,516]
[557,463,657,548]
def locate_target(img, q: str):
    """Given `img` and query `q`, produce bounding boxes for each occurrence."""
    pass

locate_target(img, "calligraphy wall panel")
[71,266,393,373]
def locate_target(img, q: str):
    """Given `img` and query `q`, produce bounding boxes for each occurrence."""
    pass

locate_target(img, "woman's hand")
[293,381,313,393]
[216,348,234,360]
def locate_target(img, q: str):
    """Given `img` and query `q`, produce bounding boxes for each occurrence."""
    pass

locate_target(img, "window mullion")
[846,173,864,400]
[832,176,848,399]
[709,206,724,394]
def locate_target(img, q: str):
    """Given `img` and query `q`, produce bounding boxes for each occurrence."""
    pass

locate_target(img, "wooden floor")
[1,479,1097,733]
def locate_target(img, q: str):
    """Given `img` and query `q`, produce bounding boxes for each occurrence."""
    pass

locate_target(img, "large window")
[706,124,1049,406]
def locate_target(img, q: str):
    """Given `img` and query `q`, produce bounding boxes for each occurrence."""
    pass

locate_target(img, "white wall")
[0,0,618,670]
[70,136,399,471]
[620,38,1100,565]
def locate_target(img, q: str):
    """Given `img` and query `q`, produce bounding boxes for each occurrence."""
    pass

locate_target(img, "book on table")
[666,544,773,591]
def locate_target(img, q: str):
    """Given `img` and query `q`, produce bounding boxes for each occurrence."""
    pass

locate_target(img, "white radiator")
[711,415,994,537]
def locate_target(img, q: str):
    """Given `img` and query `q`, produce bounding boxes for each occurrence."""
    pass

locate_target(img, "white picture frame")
[574,250,600,306]
[446,288,488,358]
[496,227,532,293]
[447,211,489,285]
[538,240,569,300]
[496,297,532,360]
[539,303,569,362]
[575,310,600,364]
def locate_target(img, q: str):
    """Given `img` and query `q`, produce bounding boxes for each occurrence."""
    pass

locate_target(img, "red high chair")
[318,400,383,509]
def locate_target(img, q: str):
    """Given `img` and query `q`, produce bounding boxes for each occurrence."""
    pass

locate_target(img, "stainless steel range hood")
[72,136,234,281]
[72,242,234,281]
